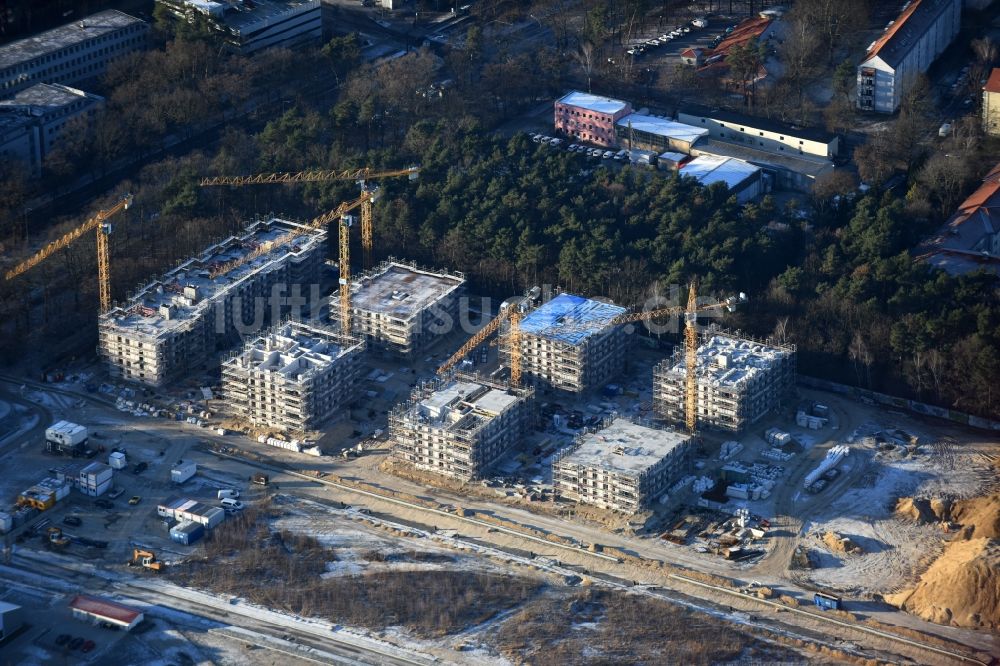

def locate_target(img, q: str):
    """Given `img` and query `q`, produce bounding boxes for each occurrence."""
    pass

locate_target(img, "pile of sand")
[895,493,1000,539]
[822,531,862,555]
[885,537,1000,630]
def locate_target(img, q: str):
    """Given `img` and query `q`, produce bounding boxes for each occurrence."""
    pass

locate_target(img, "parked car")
[692,18,708,28]
[549,138,563,147]
[602,150,614,159]
[62,516,82,527]
[95,499,113,509]
[68,637,84,650]
[128,496,142,505]
[55,634,71,646]
[107,487,125,499]
[81,640,95,653]
[938,122,952,137]
[133,461,147,474]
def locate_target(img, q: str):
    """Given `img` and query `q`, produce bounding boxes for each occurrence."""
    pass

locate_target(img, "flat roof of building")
[0,10,145,70]
[218,0,319,33]
[680,155,759,190]
[0,601,20,613]
[679,104,837,144]
[557,91,630,115]
[101,218,325,337]
[691,137,834,179]
[400,376,527,438]
[350,262,463,320]
[615,113,707,143]
[661,332,792,389]
[519,293,626,346]
[0,83,102,111]
[659,151,688,163]
[227,321,362,381]
[865,0,957,68]
[69,595,142,625]
[560,418,690,476]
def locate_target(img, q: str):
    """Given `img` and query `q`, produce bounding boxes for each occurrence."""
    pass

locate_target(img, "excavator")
[127,548,164,572]
[46,527,70,549]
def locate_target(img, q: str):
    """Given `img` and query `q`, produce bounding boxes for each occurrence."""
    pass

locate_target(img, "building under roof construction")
[222,320,365,433]
[504,293,628,393]
[99,217,326,387]
[345,259,465,358]
[653,328,796,433]
[553,417,693,513]
[389,375,534,481]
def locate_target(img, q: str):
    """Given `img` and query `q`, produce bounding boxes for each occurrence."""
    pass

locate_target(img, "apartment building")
[0,10,148,95]
[507,293,628,393]
[553,418,693,513]
[857,0,961,114]
[0,83,103,175]
[99,217,326,387]
[346,259,465,358]
[653,328,796,433]
[554,91,633,147]
[222,321,365,433]
[389,375,534,481]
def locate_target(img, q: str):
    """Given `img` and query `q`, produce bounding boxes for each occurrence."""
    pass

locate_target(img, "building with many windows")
[554,91,633,148]
[0,83,103,175]
[222,321,365,433]
[390,375,534,481]
[0,10,148,95]
[553,418,693,513]
[856,0,961,114]
[653,328,796,433]
[156,0,322,54]
[99,217,326,387]
[506,293,628,393]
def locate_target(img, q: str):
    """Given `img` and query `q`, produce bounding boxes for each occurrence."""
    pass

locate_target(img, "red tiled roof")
[69,595,143,625]
[707,17,770,57]
[985,68,1000,94]
[681,48,702,58]
[867,0,925,58]
[955,179,1000,217]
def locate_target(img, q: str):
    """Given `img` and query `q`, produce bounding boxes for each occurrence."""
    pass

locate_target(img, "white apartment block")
[553,418,693,513]
[346,259,465,358]
[857,0,961,114]
[99,217,326,387]
[508,293,628,393]
[222,321,365,432]
[389,375,534,481]
[0,83,103,175]
[156,0,321,54]
[653,329,796,433]
[0,10,148,95]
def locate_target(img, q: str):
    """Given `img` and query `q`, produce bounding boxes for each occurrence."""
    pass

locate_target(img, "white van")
[220,498,244,510]
[217,489,240,500]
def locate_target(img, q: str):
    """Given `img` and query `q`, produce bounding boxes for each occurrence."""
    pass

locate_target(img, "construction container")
[169,521,205,546]
[720,463,749,484]
[157,497,224,528]
[813,592,842,610]
[171,461,197,484]
[725,484,750,500]
[18,486,56,510]
[257,435,302,452]
[46,421,88,449]
[78,463,113,497]
[108,452,127,470]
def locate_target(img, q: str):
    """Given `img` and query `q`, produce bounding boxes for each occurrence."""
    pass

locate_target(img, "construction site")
[653,328,797,433]
[389,374,534,481]
[221,320,366,433]
[552,417,693,513]
[98,217,327,387]
[345,259,465,358]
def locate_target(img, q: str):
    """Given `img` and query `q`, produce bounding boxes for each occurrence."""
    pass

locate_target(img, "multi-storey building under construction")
[341,259,465,357]
[389,374,534,481]
[552,417,693,513]
[504,293,628,393]
[653,328,796,433]
[99,217,325,386]
[221,320,364,433]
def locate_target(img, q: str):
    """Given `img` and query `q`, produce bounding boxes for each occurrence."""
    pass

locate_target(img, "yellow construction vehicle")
[3,194,132,313]
[199,166,418,269]
[127,548,164,572]
[46,526,70,548]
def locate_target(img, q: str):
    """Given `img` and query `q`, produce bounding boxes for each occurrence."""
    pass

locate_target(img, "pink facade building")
[554,91,633,148]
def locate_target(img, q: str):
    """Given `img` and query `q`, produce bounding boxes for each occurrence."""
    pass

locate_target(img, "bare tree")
[574,41,596,93]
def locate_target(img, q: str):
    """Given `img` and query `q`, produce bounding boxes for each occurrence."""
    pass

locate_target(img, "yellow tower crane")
[438,301,525,386]
[199,166,419,269]
[3,194,132,313]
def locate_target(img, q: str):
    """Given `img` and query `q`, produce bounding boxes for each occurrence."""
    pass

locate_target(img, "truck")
[170,461,197,484]
[45,421,88,456]
[813,592,842,611]
[217,489,240,500]
[252,473,269,486]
